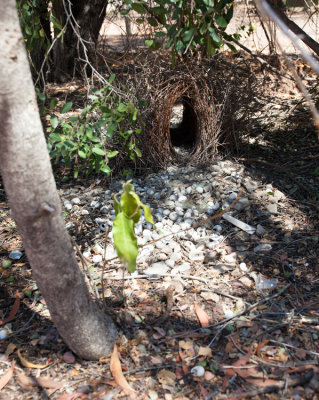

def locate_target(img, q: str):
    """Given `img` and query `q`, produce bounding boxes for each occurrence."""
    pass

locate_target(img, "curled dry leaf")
[157,369,176,386]
[0,292,20,326]
[17,349,50,369]
[194,303,210,327]
[222,348,255,391]
[56,394,88,400]
[110,344,136,395]
[178,340,193,350]
[5,343,17,359]
[16,370,65,389]
[0,361,15,391]
[198,346,212,357]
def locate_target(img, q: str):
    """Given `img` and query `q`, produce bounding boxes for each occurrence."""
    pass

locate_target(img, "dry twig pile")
[110,51,262,170]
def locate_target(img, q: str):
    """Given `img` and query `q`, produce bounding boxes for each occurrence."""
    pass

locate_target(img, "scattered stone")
[191,366,205,377]
[9,250,23,260]
[239,262,248,272]
[92,254,103,263]
[224,252,237,264]
[239,276,253,287]
[234,197,250,211]
[144,262,169,275]
[224,309,234,319]
[171,263,191,274]
[200,291,220,302]
[256,224,266,236]
[254,243,272,252]
[244,180,258,192]
[211,264,234,274]
[71,197,81,204]
[265,203,278,214]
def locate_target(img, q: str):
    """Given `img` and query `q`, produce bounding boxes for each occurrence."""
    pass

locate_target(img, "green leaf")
[49,98,58,109]
[175,40,185,53]
[209,27,222,43]
[183,28,195,42]
[92,147,105,156]
[145,39,154,47]
[50,115,59,129]
[113,212,138,273]
[49,132,62,142]
[141,203,155,226]
[155,31,166,37]
[117,103,127,112]
[37,92,46,101]
[50,14,62,30]
[226,42,237,52]
[78,149,87,159]
[109,73,116,84]
[215,15,228,29]
[132,3,147,14]
[121,192,141,223]
[100,164,111,175]
[135,147,142,157]
[147,17,158,27]
[107,150,119,158]
[61,102,73,113]
[113,194,121,215]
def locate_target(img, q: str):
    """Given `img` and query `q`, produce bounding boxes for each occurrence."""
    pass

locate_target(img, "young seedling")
[112,181,154,273]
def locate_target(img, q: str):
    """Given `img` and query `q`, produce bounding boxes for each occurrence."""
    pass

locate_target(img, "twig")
[228,36,294,80]
[270,339,319,357]
[101,273,209,283]
[218,369,314,399]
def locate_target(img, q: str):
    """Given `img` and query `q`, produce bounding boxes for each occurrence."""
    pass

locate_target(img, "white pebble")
[92,254,103,263]
[191,366,205,377]
[196,186,204,194]
[239,262,248,272]
[71,197,81,204]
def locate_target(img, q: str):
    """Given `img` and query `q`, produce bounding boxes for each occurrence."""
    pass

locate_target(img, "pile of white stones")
[61,160,287,276]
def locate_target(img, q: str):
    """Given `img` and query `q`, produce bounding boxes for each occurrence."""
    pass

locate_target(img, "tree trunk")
[0,0,117,360]
[52,0,108,82]
[267,0,319,57]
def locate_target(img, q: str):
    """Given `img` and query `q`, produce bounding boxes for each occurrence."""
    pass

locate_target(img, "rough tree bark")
[52,0,108,82]
[0,0,117,360]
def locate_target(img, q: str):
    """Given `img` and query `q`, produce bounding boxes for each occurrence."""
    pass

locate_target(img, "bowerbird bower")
[108,52,261,171]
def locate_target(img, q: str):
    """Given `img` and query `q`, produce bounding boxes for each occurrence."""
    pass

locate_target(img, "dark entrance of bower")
[169,97,198,149]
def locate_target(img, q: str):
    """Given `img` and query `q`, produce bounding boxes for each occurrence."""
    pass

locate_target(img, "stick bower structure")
[112,52,261,170]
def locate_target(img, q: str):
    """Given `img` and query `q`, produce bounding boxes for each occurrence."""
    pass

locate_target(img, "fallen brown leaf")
[56,394,88,400]
[194,303,210,327]
[5,343,16,359]
[16,370,65,389]
[198,346,213,357]
[110,344,136,395]
[0,292,20,326]
[17,349,50,369]
[0,361,15,391]
[222,349,255,391]
[157,369,176,386]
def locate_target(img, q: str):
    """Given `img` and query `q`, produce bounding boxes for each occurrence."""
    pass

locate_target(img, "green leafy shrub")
[47,76,143,178]
[125,0,238,57]
[112,181,154,272]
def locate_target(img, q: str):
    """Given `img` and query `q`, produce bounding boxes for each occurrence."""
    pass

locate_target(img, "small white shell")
[191,366,205,377]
